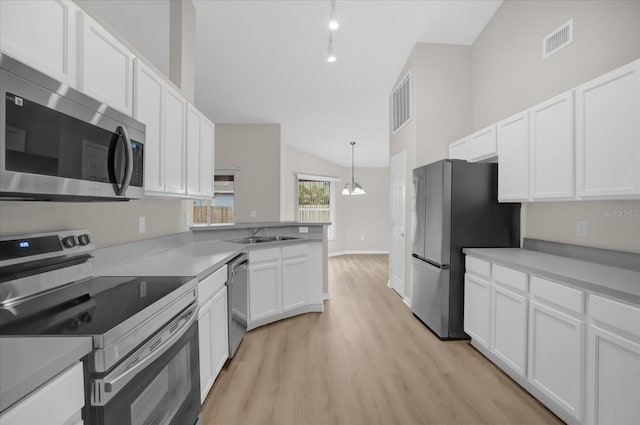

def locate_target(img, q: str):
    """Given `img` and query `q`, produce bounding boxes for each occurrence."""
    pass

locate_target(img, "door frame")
[389,150,408,302]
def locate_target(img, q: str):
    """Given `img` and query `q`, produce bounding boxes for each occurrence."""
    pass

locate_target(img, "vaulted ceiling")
[85,0,502,167]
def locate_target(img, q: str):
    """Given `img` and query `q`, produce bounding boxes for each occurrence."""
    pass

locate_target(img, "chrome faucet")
[249,226,268,237]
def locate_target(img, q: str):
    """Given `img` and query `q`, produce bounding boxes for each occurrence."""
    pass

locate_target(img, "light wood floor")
[202,254,563,425]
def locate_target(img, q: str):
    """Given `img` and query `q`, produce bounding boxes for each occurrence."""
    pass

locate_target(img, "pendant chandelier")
[342,141,365,195]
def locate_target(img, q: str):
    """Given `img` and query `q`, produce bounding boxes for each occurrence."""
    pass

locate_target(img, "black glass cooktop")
[0,276,195,336]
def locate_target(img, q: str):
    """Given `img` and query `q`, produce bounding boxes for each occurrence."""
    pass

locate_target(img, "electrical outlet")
[250,211,257,218]
[138,216,146,234]
[298,226,309,234]
[576,220,587,238]
[186,214,192,227]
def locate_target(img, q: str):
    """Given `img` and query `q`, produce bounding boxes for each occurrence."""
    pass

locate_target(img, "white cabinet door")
[307,243,324,306]
[0,0,77,86]
[576,59,640,199]
[249,259,281,323]
[211,286,228,379]
[133,59,165,193]
[163,86,186,194]
[530,91,575,201]
[200,118,215,198]
[464,273,492,347]
[497,111,530,202]
[77,12,134,115]
[491,285,528,376]
[282,254,308,313]
[468,125,497,162]
[0,362,84,425]
[528,300,584,421]
[587,325,640,425]
[186,105,202,196]
[448,137,469,161]
[197,298,214,403]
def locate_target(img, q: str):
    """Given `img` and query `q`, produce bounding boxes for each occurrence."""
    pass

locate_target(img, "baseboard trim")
[329,250,389,257]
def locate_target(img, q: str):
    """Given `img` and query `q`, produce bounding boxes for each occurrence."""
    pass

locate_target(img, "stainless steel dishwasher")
[227,252,248,357]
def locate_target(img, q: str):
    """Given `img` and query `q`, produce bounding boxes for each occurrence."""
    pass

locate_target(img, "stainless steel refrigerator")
[411,159,520,339]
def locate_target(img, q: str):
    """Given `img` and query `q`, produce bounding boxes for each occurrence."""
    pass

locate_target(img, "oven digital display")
[0,236,63,261]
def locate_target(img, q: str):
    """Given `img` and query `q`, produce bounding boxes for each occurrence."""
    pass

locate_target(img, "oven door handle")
[91,304,198,406]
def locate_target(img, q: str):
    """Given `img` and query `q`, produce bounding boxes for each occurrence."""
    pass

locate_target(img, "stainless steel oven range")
[0,229,201,425]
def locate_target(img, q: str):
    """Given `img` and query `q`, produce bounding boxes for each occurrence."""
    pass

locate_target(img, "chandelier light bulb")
[329,0,339,31]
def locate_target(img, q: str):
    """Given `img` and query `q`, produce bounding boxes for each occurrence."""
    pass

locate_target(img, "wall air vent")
[392,72,411,133]
[543,19,573,59]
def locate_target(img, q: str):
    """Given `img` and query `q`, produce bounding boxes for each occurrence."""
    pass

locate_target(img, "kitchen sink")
[229,235,301,244]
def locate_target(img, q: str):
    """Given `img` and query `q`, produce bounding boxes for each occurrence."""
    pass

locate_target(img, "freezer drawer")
[411,256,450,338]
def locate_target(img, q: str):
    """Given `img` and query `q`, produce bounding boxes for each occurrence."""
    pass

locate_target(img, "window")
[193,175,235,225]
[296,174,337,240]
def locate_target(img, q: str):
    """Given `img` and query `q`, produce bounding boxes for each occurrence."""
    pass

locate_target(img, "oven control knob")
[67,318,80,330]
[61,236,77,248]
[78,234,91,246]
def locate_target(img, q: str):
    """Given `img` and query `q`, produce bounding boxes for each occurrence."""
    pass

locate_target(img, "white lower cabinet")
[249,250,281,323]
[281,245,308,312]
[248,243,323,329]
[528,300,584,421]
[491,284,528,375]
[463,273,491,347]
[0,362,84,425]
[197,265,228,403]
[587,295,640,425]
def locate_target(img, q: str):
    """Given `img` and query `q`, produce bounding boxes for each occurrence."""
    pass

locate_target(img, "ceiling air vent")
[543,19,573,59]
[392,72,411,133]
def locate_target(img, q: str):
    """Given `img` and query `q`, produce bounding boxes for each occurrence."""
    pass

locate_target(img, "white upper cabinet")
[133,59,165,193]
[200,118,215,198]
[448,137,469,161]
[186,107,215,198]
[497,111,530,202]
[575,59,640,200]
[163,86,187,194]
[186,105,202,196]
[468,125,497,162]
[0,0,77,87]
[77,12,134,115]
[530,91,575,201]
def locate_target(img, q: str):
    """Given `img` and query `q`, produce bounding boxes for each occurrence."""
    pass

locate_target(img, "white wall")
[0,199,192,248]
[215,124,281,223]
[472,0,640,253]
[389,43,473,299]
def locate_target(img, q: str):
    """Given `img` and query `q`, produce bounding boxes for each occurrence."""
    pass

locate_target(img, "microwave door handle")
[115,126,133,196]
[91,305,198,406]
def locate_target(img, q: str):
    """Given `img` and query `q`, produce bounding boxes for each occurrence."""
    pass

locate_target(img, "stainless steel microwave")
[0,53,144,201]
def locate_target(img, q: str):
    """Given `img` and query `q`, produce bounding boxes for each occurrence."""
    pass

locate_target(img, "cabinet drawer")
[249,247,281,263]
[465,256,491,279]
[493,265,528,293]
[282,244,307,259]
[530,276,585,314]
[0,362,84,425]
[199,265,227,304]
[590,295,640,339]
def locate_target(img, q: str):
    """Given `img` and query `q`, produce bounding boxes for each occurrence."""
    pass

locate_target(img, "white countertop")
[0,336,93,413]
[102,240,244,280]
[463,248,640,305]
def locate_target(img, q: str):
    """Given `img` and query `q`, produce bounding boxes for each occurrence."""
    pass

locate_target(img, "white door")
[389,151,406,299]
